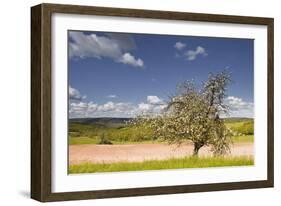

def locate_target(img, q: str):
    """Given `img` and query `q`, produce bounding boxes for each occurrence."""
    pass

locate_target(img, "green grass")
[69,156,254,174]
[232,135,254,143]
[69,136,99,145]
[69,136,160,145]
[225,120,254,135]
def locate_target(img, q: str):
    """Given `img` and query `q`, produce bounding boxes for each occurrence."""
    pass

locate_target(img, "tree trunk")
[193,142,203,156]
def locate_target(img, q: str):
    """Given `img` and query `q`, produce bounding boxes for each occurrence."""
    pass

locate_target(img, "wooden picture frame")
[31,3,274,202]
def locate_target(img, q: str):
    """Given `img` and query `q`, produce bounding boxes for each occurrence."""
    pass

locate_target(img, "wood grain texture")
[42,3,272,25]
[31,4,42,201]
[31,3,274,202]
[31,4,52,201]
[267,20,274,186]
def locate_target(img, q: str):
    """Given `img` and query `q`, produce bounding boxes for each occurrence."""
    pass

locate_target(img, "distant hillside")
[69,117,133,128]
[223,117,253,123]
[69,117,253,127]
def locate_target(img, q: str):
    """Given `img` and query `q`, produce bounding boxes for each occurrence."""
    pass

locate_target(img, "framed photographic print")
[31,3,274,202]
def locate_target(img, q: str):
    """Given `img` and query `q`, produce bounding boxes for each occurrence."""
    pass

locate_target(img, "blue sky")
[68,30,254,118]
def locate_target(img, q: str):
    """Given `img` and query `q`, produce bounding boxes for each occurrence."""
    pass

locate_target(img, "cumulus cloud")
[69,31,144,67]
[173,43,207,61]
[98,101,116,112]
[69,86,86,101]
[147,95,163,104]
[69,101,98,117]
[137,102,166,114]
[69,95,167,118]
[185,46,208,61]
[137,96,166,114]
[174,42,186,50]
[69,92,252,118]
[138,102,152,112]
[225,96,254,118]
[69,101,135,118]
[119,53,144,67]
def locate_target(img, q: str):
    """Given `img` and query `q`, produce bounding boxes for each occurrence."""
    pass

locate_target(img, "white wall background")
[0,0,280,205]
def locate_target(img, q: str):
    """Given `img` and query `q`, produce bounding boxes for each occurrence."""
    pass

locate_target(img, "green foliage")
[69,156,254,173]
[239,121,254,135]
[225,120,254,135]
[69,122,154,144]
[98,133,112,145]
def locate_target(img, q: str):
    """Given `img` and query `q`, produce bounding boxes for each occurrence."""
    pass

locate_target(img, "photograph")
[67,30,254,174]
[30,3,273,202]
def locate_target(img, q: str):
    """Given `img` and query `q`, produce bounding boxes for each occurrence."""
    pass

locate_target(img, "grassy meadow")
[68,118,254,173]
[69,156,254,174]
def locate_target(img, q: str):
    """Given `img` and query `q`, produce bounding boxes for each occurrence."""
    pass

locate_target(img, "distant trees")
[135,71,233,156]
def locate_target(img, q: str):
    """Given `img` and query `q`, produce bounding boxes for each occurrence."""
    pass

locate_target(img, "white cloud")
[225,96,254,118]
[174,42,186,50]
[69,93,252,118]
[137,102,167,114]
[226,96,253,110]
[185,46,208,61]
[69,95,167,118]
[137,96,166,115]
[69,101,98,117]
[138,102,152,112]
[107,94,117,98]
[69,86,86,101]
[119,53,144,67]
[98,101,115,112]
[147,95,163,104]
[69,100,136,118]
[95,102,134,115]
[69,31,144,67]
[114,103,135,113]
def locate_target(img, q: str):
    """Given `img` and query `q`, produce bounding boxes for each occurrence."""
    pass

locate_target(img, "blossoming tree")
[135,71,233,156]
